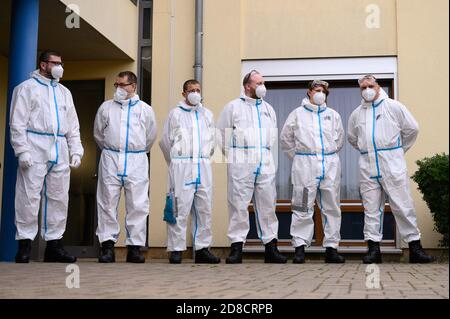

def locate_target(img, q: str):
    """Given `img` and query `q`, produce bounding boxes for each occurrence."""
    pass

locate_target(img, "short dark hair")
[242,70,260,86]
[183,79,200,92]
[118,71,137,84]
[39,50,62,63]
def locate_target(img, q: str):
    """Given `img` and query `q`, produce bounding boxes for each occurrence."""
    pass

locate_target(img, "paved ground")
[0,260,448,299]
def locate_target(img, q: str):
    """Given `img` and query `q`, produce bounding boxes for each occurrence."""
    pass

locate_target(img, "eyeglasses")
[114,82,133,88]
[44,61,64,67]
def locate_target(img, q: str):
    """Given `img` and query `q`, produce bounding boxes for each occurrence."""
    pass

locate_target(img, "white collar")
[301,97,327,113]
[31,69,59,86]
[361,88,389,108]
[178,100,202,112]
[240,94,263,105]
[115,94,140,106]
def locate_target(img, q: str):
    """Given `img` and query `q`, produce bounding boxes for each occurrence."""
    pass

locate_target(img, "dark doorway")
[61,79,105,258]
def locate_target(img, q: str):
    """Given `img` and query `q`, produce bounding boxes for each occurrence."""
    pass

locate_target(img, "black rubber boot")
[15,239,31,263]
[409,240,435,263]
[264,239,287,264]
[293,245,305,264]
[195,248,221,264]
[44,239,77,263]
[126,245,145,263]
[169,251,182,264]
[98,240,115,263]
[363,240,382,264]
[225,242,243,264]
[325,247,345,263]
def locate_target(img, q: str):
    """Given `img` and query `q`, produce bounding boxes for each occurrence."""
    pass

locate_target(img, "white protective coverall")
[10,70,84,241]
[217,95,279,245]
[348,88,421,243]
[159,101,216,252]
[94,95,157,246]
[280,98,344,249]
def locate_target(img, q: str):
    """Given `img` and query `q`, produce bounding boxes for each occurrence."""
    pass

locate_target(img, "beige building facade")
[0,0,448,260]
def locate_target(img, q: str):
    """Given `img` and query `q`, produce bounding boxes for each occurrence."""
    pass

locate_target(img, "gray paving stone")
[0,261,447,299]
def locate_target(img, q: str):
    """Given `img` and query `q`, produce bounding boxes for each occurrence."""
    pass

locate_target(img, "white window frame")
[242,57,398,99]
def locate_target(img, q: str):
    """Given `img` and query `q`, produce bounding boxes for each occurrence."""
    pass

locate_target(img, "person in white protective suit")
[280,80,345,264]
[159,79,221,264]
[348,75,435,264]
[10,50,83,263]
[217,70,287,264]
[94,71,157,263]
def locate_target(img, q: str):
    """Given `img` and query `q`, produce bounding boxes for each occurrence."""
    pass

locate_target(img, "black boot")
[15,239,32,263]
[169,251,182,264]
[225,242,243,264]
[409,240,435,263]
[126,245,145,263]
[325,247,345,263]
[98,240,115,263]
[363,240,382,264]
[44,239,77,263]
[264,239,287,264]
[195,248,221,264]
[293,245,305,264]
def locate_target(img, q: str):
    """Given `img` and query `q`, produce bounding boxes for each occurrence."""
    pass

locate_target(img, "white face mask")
[255,84,267,99]
[187,92,202,106]
[312,92,326,106]
[362,88,377,102]
[114,87,129,101]
[51,65,64,79]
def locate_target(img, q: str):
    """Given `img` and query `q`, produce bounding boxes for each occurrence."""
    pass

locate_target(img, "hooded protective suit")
[10,70,84,241]
[217,95,279,245]
[348,88,421,243]
[159,100,216,252]
[94,94,157,246]
[280,98,344,249]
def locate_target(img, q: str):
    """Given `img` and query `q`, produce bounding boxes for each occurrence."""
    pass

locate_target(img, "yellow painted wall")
[150,0,448,249]
[59,0,139,60]
[150,0,197,247]
[1,0,447,250]
[151,0,244,248]
[396,0,449,248]
[202,0,243,247]
[242,0,397,59]
[63,60,136,102]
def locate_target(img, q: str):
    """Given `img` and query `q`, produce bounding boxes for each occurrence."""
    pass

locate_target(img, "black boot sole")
[264,258,288,264]
[98,257,115,263]
[15,258,30,263]
[409,258,435,263]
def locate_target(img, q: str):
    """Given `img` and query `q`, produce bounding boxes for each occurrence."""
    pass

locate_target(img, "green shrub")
[411,153,449,247]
